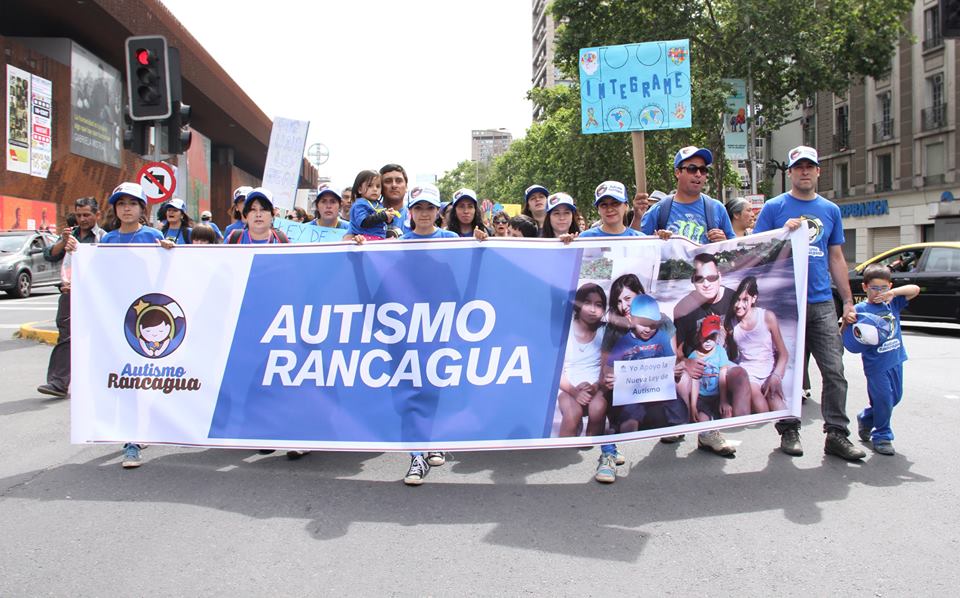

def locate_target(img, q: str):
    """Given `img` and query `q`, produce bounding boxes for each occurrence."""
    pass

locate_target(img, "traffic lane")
[0,332,958,595]
[0,289,59,332]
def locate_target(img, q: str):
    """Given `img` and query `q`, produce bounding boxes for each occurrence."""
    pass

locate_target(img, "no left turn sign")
[137,161,178,204]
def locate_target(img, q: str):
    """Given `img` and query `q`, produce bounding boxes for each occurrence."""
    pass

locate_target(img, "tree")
[437,160,488,200]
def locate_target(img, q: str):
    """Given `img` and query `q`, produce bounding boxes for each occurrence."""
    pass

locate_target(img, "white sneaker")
[426,451,446,466]
[697,430,736,456]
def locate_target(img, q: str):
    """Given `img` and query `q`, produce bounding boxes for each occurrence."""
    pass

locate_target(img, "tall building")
[531,0,571,119]
[770,0,958,263]
[471,129,513,164]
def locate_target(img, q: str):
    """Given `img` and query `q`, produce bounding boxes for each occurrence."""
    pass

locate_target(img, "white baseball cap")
[594,181,628,205]
[452,188,478,205]
[408,183,442,208]
[546,192,577,213]
[787,145,819,168]
[166,198,187,213]
[233,186,254,202]
[108,182,147,205]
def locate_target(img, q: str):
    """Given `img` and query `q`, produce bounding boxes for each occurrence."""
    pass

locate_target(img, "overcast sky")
[159,0,534,189]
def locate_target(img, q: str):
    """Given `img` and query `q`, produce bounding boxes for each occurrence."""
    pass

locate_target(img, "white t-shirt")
[733,307,775,382]
[563,323,605,386]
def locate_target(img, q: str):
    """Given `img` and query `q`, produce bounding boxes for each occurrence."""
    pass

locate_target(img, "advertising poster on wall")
[0,196,57,231]
[723,78,748,160]
[30,74,53,178]
[70,42,122,167]
[6,65,31,174]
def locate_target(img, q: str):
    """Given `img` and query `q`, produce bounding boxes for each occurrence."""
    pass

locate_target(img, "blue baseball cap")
[243,187,274,212]
[842,312,893,353]
[629,294,660,322]
[524,184,549,203]
[409,183,442,208]
[546,192,577,213]
[108,182,147,206]
[165,197,187,213]
[674,146,714,168]
[594,181,628,206]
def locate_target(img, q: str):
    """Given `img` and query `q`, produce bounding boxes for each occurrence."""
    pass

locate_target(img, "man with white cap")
[640,146,736,243]
[753,145,866,460]
[198,210,224,240]
[223,186,253,239]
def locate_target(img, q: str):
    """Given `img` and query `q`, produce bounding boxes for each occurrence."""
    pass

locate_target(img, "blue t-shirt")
[856,295,908,374]
[100,226,165,244]
[402,228,459,240]
[753,193,844,304]
[224,221,244,238]
[160,226,192,245]
[349,198,387,238]
[606,327,674,366]
[202,221,224,239]
[639,194,736,243]
[388,205,412,237]
[579,226,643,238]
[687,346,735,396]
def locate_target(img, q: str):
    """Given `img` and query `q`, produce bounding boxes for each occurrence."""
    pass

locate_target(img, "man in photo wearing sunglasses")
[671,253,752,455]
[639,146,736,243]
[753,145,865,461]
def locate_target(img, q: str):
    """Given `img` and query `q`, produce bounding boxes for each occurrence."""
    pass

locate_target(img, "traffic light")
[943,0,960,38]
[122,113,150,156]
[161,47,191,154]
[125,35,171,121]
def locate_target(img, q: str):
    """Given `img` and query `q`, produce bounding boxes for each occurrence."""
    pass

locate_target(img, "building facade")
[796,0,958,264]
[471,129,513,165]
[531,0,572,120]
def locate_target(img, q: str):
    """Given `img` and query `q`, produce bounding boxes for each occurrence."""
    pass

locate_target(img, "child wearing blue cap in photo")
[579,181,642,239]
[843,264,920,455]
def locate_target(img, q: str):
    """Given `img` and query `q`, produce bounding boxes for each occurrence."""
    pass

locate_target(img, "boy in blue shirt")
[688,315,736,423]
[842,264,919,455]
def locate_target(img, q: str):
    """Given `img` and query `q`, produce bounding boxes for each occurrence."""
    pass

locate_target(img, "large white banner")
[71,230,808,452]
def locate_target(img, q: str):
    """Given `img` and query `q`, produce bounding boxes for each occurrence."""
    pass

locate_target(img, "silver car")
[0,231,61,298]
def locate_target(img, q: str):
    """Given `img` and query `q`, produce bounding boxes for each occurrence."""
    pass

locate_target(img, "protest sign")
[273,217,348,243]
[579,39,691,135]
[261,117,310,211]
[71,229,807,451]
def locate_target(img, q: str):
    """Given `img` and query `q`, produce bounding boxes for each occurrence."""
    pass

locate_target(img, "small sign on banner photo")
[137,161,178,204]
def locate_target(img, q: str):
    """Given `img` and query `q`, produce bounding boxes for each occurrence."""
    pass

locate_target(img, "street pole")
[747,62,757,195]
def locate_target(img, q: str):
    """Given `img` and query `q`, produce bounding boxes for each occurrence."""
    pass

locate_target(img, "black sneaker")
[857,417,872,443]
[872,439,895,455]
[286,450,306,460]
[37,384,67,399]
[659,434,685,444]
[404,455,430,485]
[780,429,803,456]
[825,431,866,460]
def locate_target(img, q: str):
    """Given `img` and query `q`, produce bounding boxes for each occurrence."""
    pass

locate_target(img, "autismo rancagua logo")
[107,293,201,393]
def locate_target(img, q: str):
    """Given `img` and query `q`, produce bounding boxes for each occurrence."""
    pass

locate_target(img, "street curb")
[15,321,58,345]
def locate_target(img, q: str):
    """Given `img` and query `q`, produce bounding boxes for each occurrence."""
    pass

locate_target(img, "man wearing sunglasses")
[639,146,736,243]
[753,145,865,461]
[671,253,752,455]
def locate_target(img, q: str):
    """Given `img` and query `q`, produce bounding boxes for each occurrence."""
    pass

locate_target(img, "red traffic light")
[136,49,152,66]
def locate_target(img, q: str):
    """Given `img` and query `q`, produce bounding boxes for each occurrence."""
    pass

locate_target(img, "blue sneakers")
[121,443,142,469]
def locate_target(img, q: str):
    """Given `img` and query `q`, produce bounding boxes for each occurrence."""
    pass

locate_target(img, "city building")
[471,129,513,165]
[531,0,572,120]
[788,0,958,264]
[1,0,316,231]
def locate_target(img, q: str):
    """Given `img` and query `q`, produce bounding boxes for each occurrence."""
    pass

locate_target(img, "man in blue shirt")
[640,146,736,243]
[753,145,865,460]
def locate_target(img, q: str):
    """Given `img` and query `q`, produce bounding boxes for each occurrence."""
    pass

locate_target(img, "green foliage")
[437,160,490,200]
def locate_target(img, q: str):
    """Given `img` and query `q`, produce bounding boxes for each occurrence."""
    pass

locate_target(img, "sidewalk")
[16,320,58,345]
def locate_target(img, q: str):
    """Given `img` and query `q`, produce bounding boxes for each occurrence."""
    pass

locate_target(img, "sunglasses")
[680,165,710,175]
[693,274,720,283]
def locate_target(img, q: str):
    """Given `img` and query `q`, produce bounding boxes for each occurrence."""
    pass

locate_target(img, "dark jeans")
[45,292,70,392]
[776,300,850,436]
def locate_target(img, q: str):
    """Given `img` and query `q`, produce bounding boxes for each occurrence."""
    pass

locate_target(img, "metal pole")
[747,63,757,195]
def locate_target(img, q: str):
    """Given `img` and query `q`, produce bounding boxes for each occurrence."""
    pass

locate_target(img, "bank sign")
[840,199,889,218]
[579,39,692,134]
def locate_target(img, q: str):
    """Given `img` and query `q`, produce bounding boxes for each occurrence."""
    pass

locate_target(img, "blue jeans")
[776,300,851,435]
[859,364,903,442]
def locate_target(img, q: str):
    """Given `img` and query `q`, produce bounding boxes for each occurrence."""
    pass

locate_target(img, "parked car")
[0,231,61,298]
[834,242,960,323]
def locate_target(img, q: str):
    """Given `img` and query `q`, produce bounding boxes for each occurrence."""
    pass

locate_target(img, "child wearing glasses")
[842,264,919,456]
[640,146,736,244]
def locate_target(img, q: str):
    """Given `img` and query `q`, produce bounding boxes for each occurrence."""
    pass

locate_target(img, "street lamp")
[767,159,788,194]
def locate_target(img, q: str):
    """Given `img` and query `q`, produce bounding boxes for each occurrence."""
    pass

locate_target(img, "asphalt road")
[1,322,959,596]
[0,287,59,334]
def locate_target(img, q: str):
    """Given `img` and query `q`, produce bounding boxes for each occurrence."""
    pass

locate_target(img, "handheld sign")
[262,117,310,211]
[273,217,348,244]
[579,39,691,134]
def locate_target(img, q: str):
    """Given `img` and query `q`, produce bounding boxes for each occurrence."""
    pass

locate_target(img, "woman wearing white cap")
[101,182,174,469]
[160,198,193,244]
[309,185,350,230]
[223,186,253,239]
[522,184,549,230]
[446,188,491,239]
[540,192,581,241]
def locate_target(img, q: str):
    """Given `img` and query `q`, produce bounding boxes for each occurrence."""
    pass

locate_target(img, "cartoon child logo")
[801,215,825,244]
[124,294,187,359]
[580,51,599,75]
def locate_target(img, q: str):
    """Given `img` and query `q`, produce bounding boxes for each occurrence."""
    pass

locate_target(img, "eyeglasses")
[680,165,710,175]
[866,285,890,292]
[693,274,720,283]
